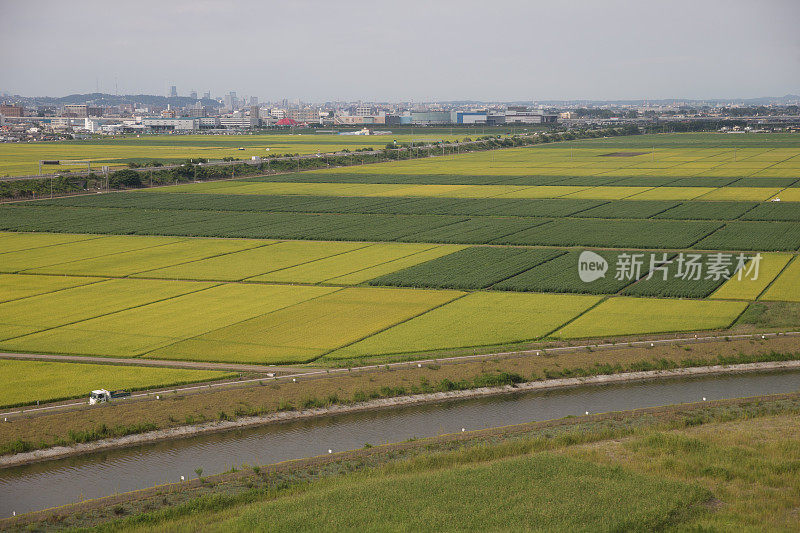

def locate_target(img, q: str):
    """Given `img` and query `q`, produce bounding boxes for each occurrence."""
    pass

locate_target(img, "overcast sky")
[1,0,798,101]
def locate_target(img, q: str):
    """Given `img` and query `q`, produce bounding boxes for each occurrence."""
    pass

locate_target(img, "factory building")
[141,117,200,132]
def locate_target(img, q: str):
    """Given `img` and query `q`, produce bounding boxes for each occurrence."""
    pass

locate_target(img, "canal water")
[2,369,799,517]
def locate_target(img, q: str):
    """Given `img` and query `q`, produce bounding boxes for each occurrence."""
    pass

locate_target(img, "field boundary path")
[2,329,798,420]
[3,358,800,468]
[0,135,513,184]
[0,351,306,373]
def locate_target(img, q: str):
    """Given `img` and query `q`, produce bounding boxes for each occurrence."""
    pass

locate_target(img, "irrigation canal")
[2,369,800,517]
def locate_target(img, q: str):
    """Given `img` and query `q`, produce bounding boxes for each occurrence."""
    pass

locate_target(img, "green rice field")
[0,359,232,407]
[1,133,799,371]
[0,132,472,177]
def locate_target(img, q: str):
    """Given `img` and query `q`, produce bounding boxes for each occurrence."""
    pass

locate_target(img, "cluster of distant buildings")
[2,88,799,141]
[0,87,560,139]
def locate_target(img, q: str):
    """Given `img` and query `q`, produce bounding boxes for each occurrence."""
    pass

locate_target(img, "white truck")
[89,389,131,405]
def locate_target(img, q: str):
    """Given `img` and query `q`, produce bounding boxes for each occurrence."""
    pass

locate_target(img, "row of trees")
[0,125,641,200]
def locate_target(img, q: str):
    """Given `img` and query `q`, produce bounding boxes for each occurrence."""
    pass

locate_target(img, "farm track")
[3,358,800,469]
[0,351,306,374]
[2,329,798,420]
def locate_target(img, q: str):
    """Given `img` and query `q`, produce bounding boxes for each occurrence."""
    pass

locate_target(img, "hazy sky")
[1,0,798,101]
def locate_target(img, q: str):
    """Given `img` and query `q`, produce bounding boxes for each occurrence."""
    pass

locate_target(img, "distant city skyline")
[1,0,797,101]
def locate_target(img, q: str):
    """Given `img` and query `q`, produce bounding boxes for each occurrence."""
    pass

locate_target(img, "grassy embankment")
[5,392,800,531]
[2,333,799,457]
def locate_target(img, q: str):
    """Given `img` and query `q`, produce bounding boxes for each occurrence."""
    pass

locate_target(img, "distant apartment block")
[62,104,102,118]
[505,106,557,124]
[355,105,374,117]
[142,117,199,132]
[0,104,24,117]
[410,111,451,125]
[288,107,322,124]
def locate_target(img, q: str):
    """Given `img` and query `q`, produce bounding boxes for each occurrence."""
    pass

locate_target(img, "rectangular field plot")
[265,214,465,243]
[571,200,680,219]
[0,273,97,303]
[162,182,539,199]
[492,186,591,198]
[368,247,564,290]
[711,253,792,300]
[694,187,783,202]
[553,297,747,339]
[27,238,265,277]
[654,202,757,220]
[147,287,462,364]
[693,221,800,252]
[0,232,100,254]
[494,219,722,249]
[0,234,183,273]
[323,245,466,285]
[728,177,798,188]
[741,202,800,221]
[0,278,213,342]
[761,257,800,302]
[768,188,800,202]
[623,187,714,201]
[559,186,651,200]
[477,198,602,217]
[399,217,550,244]
[326,292,601,360]
[620,253,729,298]
[0,283,337,357]
[136,240,364,281]
[494,250,636,294]
[667,177,740,187]
[247,243,454,284]
[604,176,681,187]
[0,359,232,408]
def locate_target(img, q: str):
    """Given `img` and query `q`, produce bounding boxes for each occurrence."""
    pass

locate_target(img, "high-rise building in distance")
[224,91,238,111]
[169,85,177,97]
